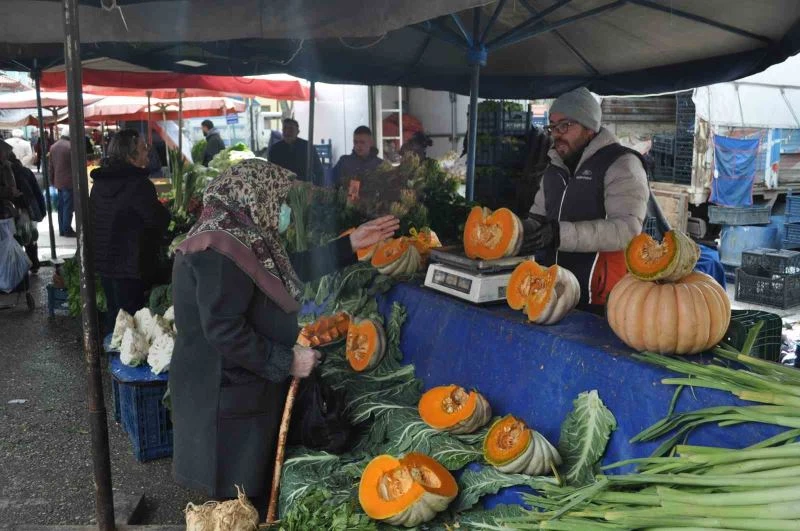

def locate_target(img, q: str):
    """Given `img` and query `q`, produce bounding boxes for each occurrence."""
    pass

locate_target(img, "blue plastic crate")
[477,109,530,135]
[786,194,800,223]
[46,284,69,317]
[708,204,772,225]
[114,378,172,462]
[785,222,800,247]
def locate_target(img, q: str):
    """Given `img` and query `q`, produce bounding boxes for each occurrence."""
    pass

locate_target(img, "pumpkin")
[346,318,387,371]
[359,453,458,527]
[340,228,380,262]
[506,261,580,325]
[606,272,731,355]
[626,230,700,282]
[371,238,421,277]
[409,227,442,258]
[483,415,561,476]
[297,312,351,348]
[418,385,492,434]
[463,206,523,260]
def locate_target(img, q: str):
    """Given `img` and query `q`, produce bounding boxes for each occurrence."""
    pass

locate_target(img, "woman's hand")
[290,345,322,378]
[349,215,400,251]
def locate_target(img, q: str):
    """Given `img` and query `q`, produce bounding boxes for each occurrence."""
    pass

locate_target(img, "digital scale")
[423,247,531,304]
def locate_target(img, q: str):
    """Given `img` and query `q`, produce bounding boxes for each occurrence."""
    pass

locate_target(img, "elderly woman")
[90,129,171,331]
[170,159,398,511]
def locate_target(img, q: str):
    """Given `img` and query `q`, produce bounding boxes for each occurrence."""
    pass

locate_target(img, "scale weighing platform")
[423,247,531,304]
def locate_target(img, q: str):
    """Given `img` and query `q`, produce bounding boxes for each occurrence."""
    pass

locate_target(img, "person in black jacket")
[90,129,171,331]
[201,120,226,166]
[8,151,46,272]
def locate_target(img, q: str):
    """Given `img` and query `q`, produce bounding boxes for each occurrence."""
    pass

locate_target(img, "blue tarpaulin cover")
[696,244,726,289]
[711,135,760,207]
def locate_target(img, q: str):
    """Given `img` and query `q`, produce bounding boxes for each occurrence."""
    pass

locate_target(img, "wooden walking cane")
[265,376,301,525]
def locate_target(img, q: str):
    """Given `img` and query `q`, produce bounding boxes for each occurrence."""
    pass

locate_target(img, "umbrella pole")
[266,376,300,524]
[162,109,170,175]
[146,90,152,147]
[465,62,481,202]
[306,80,316,185]
[178,88,184,163]
[32,65,57,261]
[248,98,256,152]
[100,122,106,158]
[62,0,115,528]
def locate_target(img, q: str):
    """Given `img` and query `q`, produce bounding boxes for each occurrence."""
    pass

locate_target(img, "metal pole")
[178,88,184,162]
[100,122,106,157]
[61,0,115,528]
[146,90,153,146]
[306,80,316,185]
[248,98,256,152]
[465,63,480,202]
[32,66,57,260]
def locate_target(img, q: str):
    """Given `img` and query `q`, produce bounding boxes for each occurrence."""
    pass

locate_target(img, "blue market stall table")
[376,282,778,468]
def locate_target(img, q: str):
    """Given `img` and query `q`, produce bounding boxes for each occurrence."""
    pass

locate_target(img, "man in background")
[49,126,76,237]
[332,126,383,199]
[268,118,324,186]
[6,129,34,168]
[201,120,226,166]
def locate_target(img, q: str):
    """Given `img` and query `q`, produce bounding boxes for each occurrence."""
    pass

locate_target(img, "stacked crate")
[737,248,800,309]
[650,92,696,184]
[783,193,800,249]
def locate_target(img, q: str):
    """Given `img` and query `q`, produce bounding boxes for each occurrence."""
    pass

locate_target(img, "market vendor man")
[332,126,383,200]
[520,87,649,311]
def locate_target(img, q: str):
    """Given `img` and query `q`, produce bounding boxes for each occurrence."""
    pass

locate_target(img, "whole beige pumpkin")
[606,272,731,355]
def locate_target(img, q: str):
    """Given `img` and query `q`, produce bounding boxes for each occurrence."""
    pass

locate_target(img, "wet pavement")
[0,268,207,526]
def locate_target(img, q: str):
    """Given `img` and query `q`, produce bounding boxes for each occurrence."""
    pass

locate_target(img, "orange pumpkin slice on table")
[418,385,492,434]
[483,415,562,476]
[340,228,381,262]
[296,312,351,348]
[606,271,730,355]
[346,318,387,371]
[359,453,458,527]
[463,206,523,260]
[506,261,580,325]
[371,238,421,277]
[626,229,700,282]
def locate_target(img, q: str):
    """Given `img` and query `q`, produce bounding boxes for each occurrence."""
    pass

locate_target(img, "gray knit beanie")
[550,87,601,133]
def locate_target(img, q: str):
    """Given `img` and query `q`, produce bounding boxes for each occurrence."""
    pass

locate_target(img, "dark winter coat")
[202,129,226,166]
[49,137,72,190]
[11,160,45,222]
[268,138,325,186]
[89,161,171,281]
[170,237,356,498]
[332,147,382,188]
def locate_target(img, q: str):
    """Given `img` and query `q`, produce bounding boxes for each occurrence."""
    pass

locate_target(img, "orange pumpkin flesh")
[483,415,532,466]
[346,319,386,372]
[626,230,699,282]
[297,313,350,348]
[607,272,731,355]
[507,261,557,311]
[463,206,522,260]
[418,385,491,433]
[340,228,379,262]
[372,238,411,268]
[359,453,457,527]
[371,238,421,276]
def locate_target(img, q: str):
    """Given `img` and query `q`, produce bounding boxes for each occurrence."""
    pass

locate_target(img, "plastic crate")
[785,222,800,247]
[725,309,783,362]
[652,134,674,155]
[475,138,525,167]
[114,378,172,462]
[786,194,800,222]
[652,165,675,182]
[672,169,692,185]
[46,284,69,317]
[708,204,772,225]
[735,268,800,309]
[674,138,694,158]
[742,248,800,276]
[642,216,658,238]
[477,109,530,135]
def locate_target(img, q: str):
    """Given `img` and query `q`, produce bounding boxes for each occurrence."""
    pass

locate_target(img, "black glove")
[519,214,560,255]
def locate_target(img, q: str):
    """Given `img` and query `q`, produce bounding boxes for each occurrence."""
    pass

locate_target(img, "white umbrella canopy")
[0,90,104,109]
[80,94,246,121]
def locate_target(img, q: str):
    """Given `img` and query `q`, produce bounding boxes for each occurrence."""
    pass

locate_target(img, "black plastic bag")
[288,369,352,454]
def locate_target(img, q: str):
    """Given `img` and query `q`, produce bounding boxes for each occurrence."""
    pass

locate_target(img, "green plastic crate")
[724,310,783,362]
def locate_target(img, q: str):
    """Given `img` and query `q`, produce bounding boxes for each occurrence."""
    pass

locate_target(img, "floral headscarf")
[177,158,302,313]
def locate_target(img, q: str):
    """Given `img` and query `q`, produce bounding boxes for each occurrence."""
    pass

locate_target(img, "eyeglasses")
[545,120,576,135]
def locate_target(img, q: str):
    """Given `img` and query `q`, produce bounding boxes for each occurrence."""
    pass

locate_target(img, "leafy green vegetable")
[191,139,206,164]
[558,390,617,487]
[454,467,557,512]
[148,284,172,316]
[61,256,107,317]
[207,144,255,174]
[276,489,377,531]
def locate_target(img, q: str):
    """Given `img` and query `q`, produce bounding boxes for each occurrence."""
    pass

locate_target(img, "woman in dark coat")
[90,129,171,331]
[170,158,398,511]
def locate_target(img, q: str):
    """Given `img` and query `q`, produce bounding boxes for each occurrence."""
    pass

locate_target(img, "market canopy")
[40,58,311,100]
[0,89,104,109]
[81,94,245,122]
[693,52,800,129]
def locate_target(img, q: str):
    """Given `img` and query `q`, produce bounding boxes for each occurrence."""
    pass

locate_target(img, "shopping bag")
[0,218,30,293]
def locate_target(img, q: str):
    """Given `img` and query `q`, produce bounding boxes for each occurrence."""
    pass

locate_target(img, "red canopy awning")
[41,69,310,101]
[81,95,245,122]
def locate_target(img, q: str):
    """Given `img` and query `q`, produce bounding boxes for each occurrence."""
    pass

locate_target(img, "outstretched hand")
[349,215,400,251]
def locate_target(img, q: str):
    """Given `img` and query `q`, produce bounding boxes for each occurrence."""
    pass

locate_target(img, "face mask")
[279,203,292,233]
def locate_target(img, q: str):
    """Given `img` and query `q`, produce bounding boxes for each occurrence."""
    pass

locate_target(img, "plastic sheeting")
[0,219,30,293]
[378,283,780,469]
[711,135,760,207]
[697,244,726,289]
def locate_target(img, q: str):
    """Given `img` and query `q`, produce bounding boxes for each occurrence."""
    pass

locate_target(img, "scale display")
[424,263,512,304]
[431,269,473,294]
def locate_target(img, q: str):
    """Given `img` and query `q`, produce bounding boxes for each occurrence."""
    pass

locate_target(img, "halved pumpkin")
[340,228,381,262]
[296,312,351,348]
[409,227,442,257]
[418,385,492,434]
[483,415,561,476]
[359,453,458,527]
[506,261,580,325]
[371,238,421,277]
[625,230,700,282]
[463,206,523,260]
[346,318,387,372]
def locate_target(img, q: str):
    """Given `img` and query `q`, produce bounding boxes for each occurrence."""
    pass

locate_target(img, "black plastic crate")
[725,309,783,362]
[477,109,530,135]
[475,137,526,167]
[652,134,674,155]
[672,169,692,184]
[735,268,800,309]
[742,248,800,275]
[708,204,772,225]
[652,166,674,182]
[674,155,693,171]
[675,138,694,158]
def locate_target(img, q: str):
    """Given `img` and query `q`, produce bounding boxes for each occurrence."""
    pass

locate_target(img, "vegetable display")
[346,318,387,372]
[370,238,421,278]
[626,229,700,282]
[506,261,580,325]
[185,485,258,531]
[418,385,492,434]
[463,206,522,260]
[607,271,731,355]
[358,453,458,527]
[483,415,562,476]
[113,306,176,375]
[297,312,351,348]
